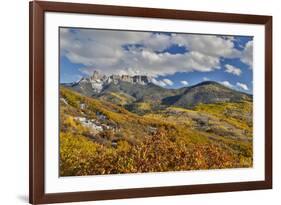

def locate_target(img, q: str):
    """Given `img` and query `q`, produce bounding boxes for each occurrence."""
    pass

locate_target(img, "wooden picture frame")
[29,1,272,204]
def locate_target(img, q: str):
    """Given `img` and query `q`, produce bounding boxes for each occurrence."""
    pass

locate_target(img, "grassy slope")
[98,91,135,106]
[194,102,252,136]
[59,87,253,176]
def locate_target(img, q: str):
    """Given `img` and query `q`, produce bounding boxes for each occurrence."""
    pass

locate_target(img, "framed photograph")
[29,1,272,204]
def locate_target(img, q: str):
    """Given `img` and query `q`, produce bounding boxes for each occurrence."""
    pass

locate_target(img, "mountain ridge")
[62,71,252,112]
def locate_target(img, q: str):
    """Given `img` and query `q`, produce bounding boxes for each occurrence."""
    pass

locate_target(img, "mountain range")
[62,71,252,114]
[59,71,253,175]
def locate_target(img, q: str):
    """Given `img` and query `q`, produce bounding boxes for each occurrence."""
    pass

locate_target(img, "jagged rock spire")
[85,70,152,85]
[91,70,102,80]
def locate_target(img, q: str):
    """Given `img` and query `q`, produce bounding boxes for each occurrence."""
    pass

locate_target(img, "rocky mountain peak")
[91,70,102,80]
[75,71,153,94]
[84,71,152,84]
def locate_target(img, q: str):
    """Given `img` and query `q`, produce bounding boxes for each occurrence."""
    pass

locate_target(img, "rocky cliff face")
[75,71,153,94]
[108,74,152,85]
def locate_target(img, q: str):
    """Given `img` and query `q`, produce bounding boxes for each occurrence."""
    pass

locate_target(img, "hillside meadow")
[59,87,253,176]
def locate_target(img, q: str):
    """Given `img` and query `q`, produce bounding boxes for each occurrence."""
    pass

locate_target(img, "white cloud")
[151,78,167,87]
[203,77,209,81]
[142,33,172,52]
[60,28,253,77]
[220,81,234,88]
[172,34,240,58]
[220,81,249,92]
[225,64,242,76]
[163,79,174,86]
[180,80,189,86]
[236,82,249,91]
[240,41,253,68]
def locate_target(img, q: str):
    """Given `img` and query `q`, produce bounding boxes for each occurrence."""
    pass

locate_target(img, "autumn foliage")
[59,87,253,176]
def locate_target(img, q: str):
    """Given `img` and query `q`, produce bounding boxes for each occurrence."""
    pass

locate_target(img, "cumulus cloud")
[180,80,189,85]
[151,78,167,87]
[60,28,252,77]
[240,41,253,68]
[225,64,242,76]
[203,77,209,81]
[220,81,234,88]
[219,81,250,92]
[163,79,174,86]
[172,34,241,58]
[236,82,249,91]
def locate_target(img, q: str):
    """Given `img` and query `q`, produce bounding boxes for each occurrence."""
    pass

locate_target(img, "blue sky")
[60,28,253,94]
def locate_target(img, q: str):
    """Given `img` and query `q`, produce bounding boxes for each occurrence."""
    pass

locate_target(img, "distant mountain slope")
[99,81,178,103]
[169,81,252,108]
